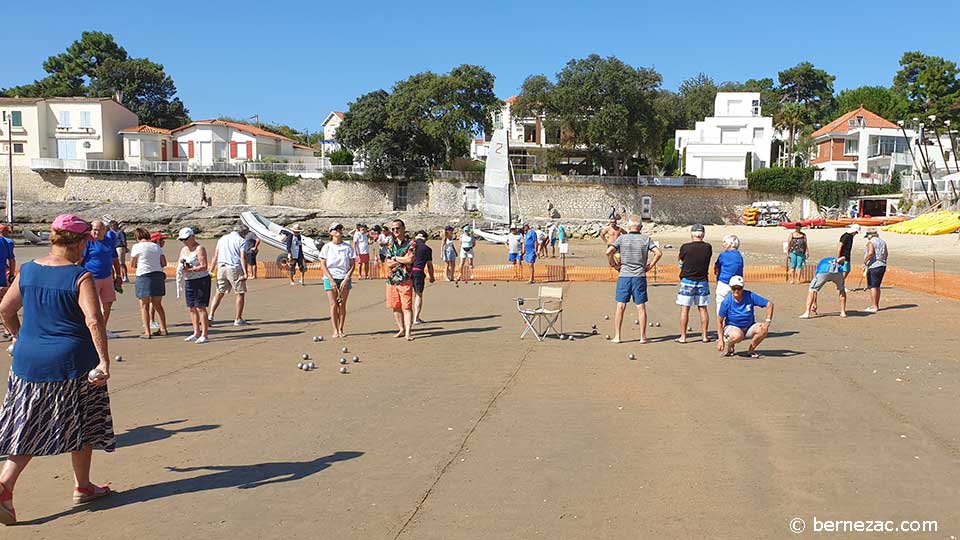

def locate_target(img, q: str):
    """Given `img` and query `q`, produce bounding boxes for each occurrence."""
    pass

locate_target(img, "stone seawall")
[1,167,805,225]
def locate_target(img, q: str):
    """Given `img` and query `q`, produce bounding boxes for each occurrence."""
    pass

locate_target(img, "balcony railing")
[31,158,243,175]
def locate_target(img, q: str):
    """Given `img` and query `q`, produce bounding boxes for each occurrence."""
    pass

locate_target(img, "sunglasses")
[389,227,403,231]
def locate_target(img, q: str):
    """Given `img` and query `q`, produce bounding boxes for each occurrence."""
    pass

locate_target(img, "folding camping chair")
[516,286,564,341]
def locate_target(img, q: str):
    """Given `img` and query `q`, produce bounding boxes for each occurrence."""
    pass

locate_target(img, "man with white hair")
[209,223,249,326]
[676,224,712,343]
[718,276,774,358]
[862,228,888,312]
[606,215,663,343]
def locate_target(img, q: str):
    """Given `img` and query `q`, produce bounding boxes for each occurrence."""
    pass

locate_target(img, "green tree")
[1,31,190,128]
[777,62,836,124]
[893,51,960,122]
[678,73,718,127]
[835,85,909,120]
[775,102,806,166]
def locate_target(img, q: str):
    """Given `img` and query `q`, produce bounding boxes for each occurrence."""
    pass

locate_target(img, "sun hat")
[150,232,168,242]
[327,222,342,232]
[52,214,93,237]
[290,225,303,233]
[848,224,861,233]
[177,227,195,240]
[729,275,745,288]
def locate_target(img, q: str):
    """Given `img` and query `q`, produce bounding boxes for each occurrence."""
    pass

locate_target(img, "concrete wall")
[0,167,804,224]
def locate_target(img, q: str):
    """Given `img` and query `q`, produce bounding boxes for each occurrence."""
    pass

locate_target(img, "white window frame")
[3,111,23,128]
[178,142,190,158]
[142,140,160,159]
[752,127,764,141]
[79,111,92,128]
[59,111,71,127]
[844,138,859,156]
[836,169,857,181]
[128,139,140,157]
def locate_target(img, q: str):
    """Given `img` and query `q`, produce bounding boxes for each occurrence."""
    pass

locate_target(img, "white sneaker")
[233,319,248,326]
[105,331,119,339]
[184,334,198,342]
[195,336,209,344]
[150,321,161,330]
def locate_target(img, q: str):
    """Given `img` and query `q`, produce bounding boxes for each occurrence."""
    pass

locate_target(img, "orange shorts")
[385,281,413,310]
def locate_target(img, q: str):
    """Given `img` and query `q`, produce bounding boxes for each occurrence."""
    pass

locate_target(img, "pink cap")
[51,214,92,237]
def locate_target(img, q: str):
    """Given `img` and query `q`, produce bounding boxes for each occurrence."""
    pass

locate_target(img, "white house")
[674,92,774,180]
[321,111,344,150]
[1,97,137,166]
[811,107,914,184]
[133,119,314,164]
[470,96,564,170]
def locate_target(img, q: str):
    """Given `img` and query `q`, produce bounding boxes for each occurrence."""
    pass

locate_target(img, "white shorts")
[724,323,763,339]
[715,281,732,315]
[460,248,474,259]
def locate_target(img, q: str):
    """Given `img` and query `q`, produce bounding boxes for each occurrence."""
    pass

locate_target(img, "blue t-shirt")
[83,238,119,279]
[715,250,744,284]
[815,257,841,274]
[719,290,769,330]
[524,230,538,253]
[104,229,119,249]
[0,240,10,286]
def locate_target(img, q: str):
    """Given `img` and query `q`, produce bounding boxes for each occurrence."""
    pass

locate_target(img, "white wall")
[0,102,41,165]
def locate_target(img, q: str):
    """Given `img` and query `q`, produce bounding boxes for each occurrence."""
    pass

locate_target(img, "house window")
[214,143,228,161]
[236,142,248,159]
[79,111,92,128]
[13,143,24,154]
[752,127,764,141]
[128,140,140,157]
[143,141,160,158]
[836,169,857,181]
[394,182,408,211]
[720,127,740,144]
[178,142,190,158]
[844,139,859,156]
[3,111,22,127]
[59,111,71,127]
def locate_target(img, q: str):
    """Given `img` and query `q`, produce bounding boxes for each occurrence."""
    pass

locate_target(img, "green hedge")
[748,167,902,208]
[256,172,299,193]
[328,149,354,166]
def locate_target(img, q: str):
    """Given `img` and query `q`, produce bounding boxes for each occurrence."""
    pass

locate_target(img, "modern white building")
[1,97,138,166]
[471,96,565,170]
[674,92,774,180]
[811,107,914,184]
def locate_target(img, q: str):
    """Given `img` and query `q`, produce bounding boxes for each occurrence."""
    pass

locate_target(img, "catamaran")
[474,128,523,244]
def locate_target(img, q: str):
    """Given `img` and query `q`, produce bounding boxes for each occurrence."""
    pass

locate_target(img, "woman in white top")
[129,228,168,339]
[319,223,356,338]
[177,227,211,343]
[458,225,475,282]
[441,226,457,281]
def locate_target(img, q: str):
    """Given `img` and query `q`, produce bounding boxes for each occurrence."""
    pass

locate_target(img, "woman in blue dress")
[0,214,115,525]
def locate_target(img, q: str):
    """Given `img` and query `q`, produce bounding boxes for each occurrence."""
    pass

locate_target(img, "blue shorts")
[615,276,648,305]
[675,278,710,307]
[184,275,211,308]
[523,252,536,264]
[788,252,806,269]
[840,260,851,273]
[323,277,352,291]
[508,252,521,263]
[550,238,557,246]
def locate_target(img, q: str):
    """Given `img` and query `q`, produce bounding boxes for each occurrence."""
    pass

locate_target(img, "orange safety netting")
[134,260,958,301]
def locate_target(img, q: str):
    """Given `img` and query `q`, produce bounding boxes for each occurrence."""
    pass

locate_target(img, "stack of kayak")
[883,211,960,235]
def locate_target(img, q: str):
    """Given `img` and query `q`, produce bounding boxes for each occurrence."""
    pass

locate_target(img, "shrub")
[449,157,485,172]
[746,167,815,194]
[255,171,299,192]
[328,149,354,166]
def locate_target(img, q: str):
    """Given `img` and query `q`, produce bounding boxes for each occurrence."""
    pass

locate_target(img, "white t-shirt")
[320,241,356,279]
[216,232,245,269]
[506,233,522,254]
[536,230,547,241]
[547,223,557,240]
[131,241,164,276]
[460,233,474,249]
[352,231,370,255]
[377,233,391,257]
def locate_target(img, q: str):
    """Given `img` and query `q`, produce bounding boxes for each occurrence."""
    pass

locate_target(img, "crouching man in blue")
[718,275,774,358]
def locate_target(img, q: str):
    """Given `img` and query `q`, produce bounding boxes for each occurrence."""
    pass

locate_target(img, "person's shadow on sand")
[20,451,364,525]
[116,420,220,448]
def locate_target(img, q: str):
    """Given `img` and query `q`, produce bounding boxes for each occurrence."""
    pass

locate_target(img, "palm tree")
[776,102,806,167]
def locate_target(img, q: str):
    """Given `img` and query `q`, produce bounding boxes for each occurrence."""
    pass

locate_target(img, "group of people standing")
[605,216,775,357]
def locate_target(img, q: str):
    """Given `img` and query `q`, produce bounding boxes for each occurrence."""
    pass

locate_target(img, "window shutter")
[172,141,179,158]
[188,141,194,158]
[230,141,238,159]
[247,141,253,160]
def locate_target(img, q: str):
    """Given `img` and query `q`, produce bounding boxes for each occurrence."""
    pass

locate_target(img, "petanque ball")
[115,355,123,362]
[656,322,662,327]
[685,326,690,331]
[341,347,348,353]
[634,320,639,325]
[604,315,609,320]
[628,353,636,360]
[592,329,598,335]
[591,324,597,330]
[568,335,575,341]
[302,353,310,360]
[352,356,359,363]
[317,336,324,342]
[297,362,303,369]
[340,367,348,374]
[308,362,315,369]
[648,322,654,327]
[559,334,565,340]
[605,334,611,340]
[339,358,347,365]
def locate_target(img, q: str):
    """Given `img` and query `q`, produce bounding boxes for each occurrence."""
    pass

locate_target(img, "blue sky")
[3,0,958,130]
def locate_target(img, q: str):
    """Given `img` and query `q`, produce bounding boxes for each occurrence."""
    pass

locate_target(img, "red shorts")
[386,281,413,310]
[358,253,370,264]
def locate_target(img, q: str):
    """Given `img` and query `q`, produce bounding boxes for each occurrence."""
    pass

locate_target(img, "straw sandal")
[73,483,111,505]
[0,482,15,525]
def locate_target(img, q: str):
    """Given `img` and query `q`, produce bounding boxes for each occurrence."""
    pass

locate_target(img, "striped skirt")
[0,371,116,456]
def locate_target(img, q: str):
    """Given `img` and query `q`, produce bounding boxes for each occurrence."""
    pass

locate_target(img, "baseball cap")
[848,224,861,233]
[150,232,168,242]
[177,227,195,240]
[729,275,745,288]
[328,222,343,232]
[101,214,117,224]
[691,224,705,233]
[52,214,93,237]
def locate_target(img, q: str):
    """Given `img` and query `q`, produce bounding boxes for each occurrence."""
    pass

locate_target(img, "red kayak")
[779,218,826,229]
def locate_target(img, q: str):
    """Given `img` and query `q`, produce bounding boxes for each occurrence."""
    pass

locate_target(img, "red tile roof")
[505,95,518,104]
[171,119,295,142]
[812,106,899,138]
[293,143,314,150]
[120,125,172,135]
[334,111,345,119]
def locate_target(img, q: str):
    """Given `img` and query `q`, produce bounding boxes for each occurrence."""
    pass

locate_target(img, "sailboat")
[474,128,522,244]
